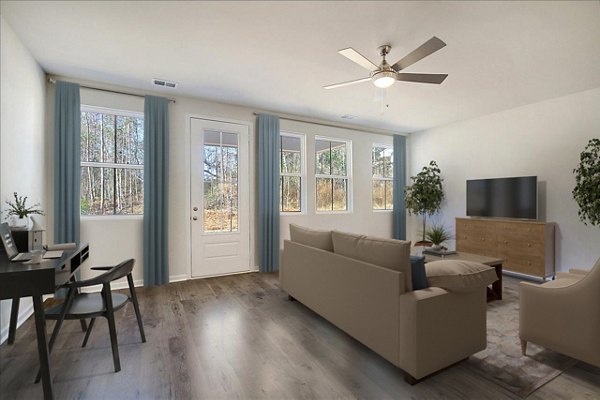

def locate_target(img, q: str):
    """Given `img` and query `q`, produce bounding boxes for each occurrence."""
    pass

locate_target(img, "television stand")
[455,218,556,280]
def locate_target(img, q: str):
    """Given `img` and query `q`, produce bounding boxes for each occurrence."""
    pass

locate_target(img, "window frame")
[372,143,394,211]
[80,105,145,217]
[314,136,353,214]
[279,131,307,215]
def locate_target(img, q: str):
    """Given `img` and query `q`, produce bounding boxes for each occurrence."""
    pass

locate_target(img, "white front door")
[190,118,250,278]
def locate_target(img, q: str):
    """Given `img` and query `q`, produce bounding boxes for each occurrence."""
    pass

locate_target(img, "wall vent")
[340,114,357,120]
[152,78,178,88]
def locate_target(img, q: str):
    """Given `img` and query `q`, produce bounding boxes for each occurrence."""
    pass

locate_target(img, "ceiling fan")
[324,36,448,90]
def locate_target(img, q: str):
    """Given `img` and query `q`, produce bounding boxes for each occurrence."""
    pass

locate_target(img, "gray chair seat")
[45,293,129,319]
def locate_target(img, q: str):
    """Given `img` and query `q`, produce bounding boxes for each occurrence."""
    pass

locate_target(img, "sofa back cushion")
[289,224,333,252]
[332,231,413,292]
[425,260,498,292]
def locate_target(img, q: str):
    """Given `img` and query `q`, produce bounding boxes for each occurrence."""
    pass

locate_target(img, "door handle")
[193,216,198,221]
[193,207,198,211]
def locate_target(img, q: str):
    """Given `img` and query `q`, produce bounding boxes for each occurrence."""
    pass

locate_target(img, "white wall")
[45,77,397,285]
[408,88,600,271]
[0,17,47,343]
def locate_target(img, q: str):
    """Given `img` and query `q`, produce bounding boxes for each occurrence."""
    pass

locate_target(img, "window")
[203,130,239,232]
[80,107,144,215]
[315,137,351,212]
[372,144,393,210]
[280,132,305,213]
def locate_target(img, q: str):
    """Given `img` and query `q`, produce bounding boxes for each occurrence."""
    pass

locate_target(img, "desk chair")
[41,259,146,379]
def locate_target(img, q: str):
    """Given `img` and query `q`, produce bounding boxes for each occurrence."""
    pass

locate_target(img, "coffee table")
[424,251,503,302]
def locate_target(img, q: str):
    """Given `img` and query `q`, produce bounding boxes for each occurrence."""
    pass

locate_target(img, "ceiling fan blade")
[396,73,448,84]
[391,36,446,71]
[338,48,378,71]
[323,77,371,90]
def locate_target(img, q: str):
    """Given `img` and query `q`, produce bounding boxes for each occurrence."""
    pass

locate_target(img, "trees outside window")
[372,144,393,210]
[280,132,305,213]
[315,137,351,212]
[80,107,144,215]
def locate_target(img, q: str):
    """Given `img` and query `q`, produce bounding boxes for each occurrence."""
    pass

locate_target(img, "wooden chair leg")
[127,274,146,343]
[520,339,527,356]
[103,284,121,373]
[8,297,20,345]
[35,287,76,383]
[81,318,97,347]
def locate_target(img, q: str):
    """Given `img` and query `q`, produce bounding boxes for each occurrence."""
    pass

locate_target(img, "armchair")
[519,257,600,367]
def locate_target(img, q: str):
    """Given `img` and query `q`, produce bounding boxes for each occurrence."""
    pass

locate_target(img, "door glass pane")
[203,131,239,233]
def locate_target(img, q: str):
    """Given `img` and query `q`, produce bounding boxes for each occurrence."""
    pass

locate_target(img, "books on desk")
[43,250,63,259]
[423,248,457,256]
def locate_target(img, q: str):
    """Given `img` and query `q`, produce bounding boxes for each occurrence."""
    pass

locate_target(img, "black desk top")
[0,243,89,299]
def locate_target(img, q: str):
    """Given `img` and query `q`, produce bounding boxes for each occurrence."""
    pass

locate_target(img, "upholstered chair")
[519,257,600,368]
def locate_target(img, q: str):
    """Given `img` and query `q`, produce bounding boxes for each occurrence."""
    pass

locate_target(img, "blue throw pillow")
[410,255,429,290]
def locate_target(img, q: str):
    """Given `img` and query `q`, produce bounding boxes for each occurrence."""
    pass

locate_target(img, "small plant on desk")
[4,192,44,229]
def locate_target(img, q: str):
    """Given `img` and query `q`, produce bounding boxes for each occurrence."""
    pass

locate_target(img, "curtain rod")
[252,112,401,137]
[48,78,176,103]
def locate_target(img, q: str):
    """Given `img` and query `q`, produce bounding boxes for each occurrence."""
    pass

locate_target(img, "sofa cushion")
[289,224,333,252]
[410,256,429,290]
[332,231,413,292]
[425,260,498,292]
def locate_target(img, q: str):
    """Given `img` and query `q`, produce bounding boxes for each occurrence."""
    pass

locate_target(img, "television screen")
[466,176,537,219]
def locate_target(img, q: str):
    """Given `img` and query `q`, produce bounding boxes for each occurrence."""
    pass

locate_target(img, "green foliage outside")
[572,138,600,227]
[404,160,444,242]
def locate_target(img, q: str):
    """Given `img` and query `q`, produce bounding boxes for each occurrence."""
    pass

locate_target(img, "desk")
[424,251,503,302]
[0,244,90,400]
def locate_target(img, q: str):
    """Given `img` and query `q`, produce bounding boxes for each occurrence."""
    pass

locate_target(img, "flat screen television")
[466,176,537,219]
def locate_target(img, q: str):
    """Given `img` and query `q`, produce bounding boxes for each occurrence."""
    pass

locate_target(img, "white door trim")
[187,115,253,279]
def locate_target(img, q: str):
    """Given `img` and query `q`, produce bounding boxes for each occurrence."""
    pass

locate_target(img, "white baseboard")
[80,278,144,293]
[0,301,34,345]
[169,274,189,283]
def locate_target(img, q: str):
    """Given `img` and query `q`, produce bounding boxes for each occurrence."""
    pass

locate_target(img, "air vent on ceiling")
[152,78,178,88]
[341,114,358,120]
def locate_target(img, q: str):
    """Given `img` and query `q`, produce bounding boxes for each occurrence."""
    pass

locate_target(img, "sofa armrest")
[399,287,487,380]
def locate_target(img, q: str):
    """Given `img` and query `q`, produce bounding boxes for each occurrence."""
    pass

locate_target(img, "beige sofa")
[520,257,600,368]
[280,227,491,383]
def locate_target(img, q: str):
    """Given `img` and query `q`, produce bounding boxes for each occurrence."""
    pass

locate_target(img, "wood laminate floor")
[1,273,599,399]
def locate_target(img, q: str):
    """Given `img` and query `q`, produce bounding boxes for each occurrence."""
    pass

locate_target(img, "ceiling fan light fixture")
[371,71,396,88]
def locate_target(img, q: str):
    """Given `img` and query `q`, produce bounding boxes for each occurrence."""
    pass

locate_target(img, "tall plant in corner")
[572,138,600,227]
[404,160,445,243]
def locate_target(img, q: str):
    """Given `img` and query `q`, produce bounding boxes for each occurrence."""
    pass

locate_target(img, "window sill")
[372,209,393,213]
[280,211,306,216]
[81,215,143,221]
[315,210,353,215]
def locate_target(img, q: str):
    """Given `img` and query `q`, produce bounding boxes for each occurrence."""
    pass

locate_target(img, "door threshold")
[190,269,256,280]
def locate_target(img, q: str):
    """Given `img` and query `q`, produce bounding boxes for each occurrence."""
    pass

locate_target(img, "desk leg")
[492,264,502,300]
[8,297,20,345]
[32,295,53,400]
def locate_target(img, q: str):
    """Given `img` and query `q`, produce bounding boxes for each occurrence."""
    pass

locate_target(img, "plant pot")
[10,216,30,230]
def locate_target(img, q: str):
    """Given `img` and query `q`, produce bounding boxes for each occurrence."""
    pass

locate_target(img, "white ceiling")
[2,1,599,133]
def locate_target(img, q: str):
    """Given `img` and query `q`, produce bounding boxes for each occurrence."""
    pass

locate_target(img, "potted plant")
[4,192,44,229]
[572,138,600,226]
[425,224,453,249]
[404,160,445,245]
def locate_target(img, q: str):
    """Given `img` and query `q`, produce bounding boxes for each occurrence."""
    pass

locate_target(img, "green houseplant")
[572,138,600,226]
[4,192,44,229]
[404,160,445,244]
[425,224,453,249]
